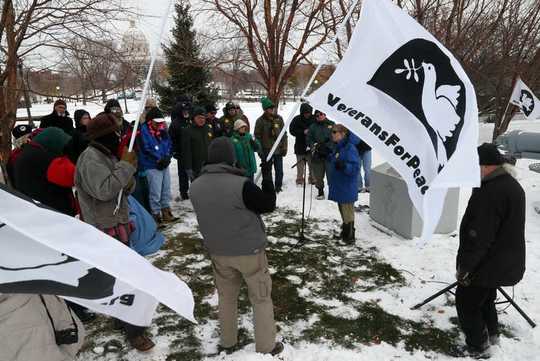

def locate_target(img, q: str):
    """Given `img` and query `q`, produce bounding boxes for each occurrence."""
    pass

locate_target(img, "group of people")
[0,94,528,360]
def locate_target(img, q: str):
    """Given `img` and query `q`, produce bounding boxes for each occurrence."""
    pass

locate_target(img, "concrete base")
[369,163,459,239]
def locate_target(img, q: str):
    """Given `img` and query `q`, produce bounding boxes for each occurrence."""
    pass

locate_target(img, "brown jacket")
[254,113,288,156]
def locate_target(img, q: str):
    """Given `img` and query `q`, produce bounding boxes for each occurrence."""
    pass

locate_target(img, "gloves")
[156,157,171,170]
[456,268,472,287]
[120,147,137,167]
[186,169,195,181]
[315,144,330,159]
[335,160,345,171]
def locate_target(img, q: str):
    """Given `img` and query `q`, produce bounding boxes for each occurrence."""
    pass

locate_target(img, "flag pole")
[114,0,175,214]
[255,0,362,181]
[496,75,519,137]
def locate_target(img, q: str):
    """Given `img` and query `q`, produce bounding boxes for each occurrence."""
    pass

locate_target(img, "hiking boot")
[264,342,284,356]
[128,334,155,352]
[217,344,240,355]
[161,207,179,223]
[462,344,491,359]
[342,223,355,245]
[181,192,189,201]
[316,187,325,200]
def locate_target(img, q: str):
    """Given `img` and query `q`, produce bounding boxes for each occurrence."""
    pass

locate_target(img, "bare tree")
[0,0,128,163]
[200,0,333,107]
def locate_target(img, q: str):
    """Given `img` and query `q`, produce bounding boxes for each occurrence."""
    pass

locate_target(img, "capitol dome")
[122,20,150,63]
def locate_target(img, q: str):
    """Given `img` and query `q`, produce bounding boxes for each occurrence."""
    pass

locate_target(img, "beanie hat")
[86,112,120,140]
[205,104,218,113]
[74,109,90,127]
[300,103,313,115]
[146,108,166,123]
[33,127,72,157]
[104,99,121,113]
[12,124,34,140]
[192,106,206,118]
[234,119,248,131]
[54,99,67,109]
[225,102,236,111]
[478,143,504,166]
[261,97,274,110]
[207,137,236,165]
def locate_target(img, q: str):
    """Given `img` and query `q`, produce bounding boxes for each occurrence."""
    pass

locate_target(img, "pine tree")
[156,0,217,113]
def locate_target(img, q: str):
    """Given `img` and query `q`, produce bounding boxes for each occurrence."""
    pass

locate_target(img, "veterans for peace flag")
[510,77,540,120]
[0,184,196,326]
[307,0,480,241]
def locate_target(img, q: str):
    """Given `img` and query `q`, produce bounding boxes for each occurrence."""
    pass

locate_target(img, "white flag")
[0,185,196,326]
[307,0,480,241]
[510,77,540,120]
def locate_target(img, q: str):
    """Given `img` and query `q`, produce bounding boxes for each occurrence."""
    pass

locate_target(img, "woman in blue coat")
[328,124,360,244]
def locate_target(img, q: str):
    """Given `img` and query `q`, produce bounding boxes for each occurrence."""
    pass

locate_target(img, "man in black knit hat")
[455,143,526,359]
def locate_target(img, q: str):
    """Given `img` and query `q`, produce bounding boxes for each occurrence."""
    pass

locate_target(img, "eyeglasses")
[332,130,340,134]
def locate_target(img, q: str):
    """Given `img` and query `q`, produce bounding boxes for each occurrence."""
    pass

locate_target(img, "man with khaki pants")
[190,137,283,356]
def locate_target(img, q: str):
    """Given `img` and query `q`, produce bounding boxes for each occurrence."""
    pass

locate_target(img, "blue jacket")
[328,137,360,204]
[138,123,172,171]
[128,196,165,256]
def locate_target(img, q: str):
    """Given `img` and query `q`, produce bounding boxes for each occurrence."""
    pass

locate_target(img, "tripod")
[411,281,536,328]
[291,157,313,248]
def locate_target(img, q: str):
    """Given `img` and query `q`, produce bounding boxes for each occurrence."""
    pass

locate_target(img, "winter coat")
[169,117,190,159]
[128,196,165,256]
[207,116,225,138]
[307,119,335,160]
[235,113,251,132]
[137,123,172,171]
[13,142,77,216]
[254,113,288,156]
[290,113,315,155]
[190,163,276,256]
[181,123,213,174]
[231,131,261,177]
[39,111,75,135]
[218,115,235,137]
[457,167,526,288]
[0,294,85,361]
[328,137,360,204]
[75,142,136,229]
[356,138,372,153]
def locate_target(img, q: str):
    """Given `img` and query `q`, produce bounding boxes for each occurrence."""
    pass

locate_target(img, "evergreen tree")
[156,0,217,113]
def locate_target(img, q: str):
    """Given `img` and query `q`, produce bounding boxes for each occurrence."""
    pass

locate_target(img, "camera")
[54,328,79,345]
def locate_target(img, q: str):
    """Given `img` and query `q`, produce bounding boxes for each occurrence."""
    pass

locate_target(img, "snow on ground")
[22,100,540,360]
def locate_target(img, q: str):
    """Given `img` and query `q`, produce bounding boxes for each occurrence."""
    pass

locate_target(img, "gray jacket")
[75,143,136,229]
[189,164,268,256]
[0,294,85,361]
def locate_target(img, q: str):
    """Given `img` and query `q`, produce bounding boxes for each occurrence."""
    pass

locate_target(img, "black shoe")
[217,344,239,355]
[275,186,282,193]
[462,344,491,359]
[181,193,189,200]
[342,223,355,245]
[267,342,284,356]
[316,187,325,200]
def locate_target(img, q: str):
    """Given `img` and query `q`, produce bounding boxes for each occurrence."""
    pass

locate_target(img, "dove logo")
[367,39,466,172]
[519,90,535,117]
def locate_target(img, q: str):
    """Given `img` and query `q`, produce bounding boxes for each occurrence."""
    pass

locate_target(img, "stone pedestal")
[369,163,459,239]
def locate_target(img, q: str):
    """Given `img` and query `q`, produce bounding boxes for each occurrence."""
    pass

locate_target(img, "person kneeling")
[328,124,360,245]
[190,137,283,356]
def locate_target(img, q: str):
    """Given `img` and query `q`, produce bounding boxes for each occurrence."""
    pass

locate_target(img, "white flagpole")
[114,0,175,214]
[256,0,362,181]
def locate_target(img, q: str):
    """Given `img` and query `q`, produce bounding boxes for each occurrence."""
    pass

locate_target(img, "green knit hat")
[33,127,72,157]
[261,97,274,110]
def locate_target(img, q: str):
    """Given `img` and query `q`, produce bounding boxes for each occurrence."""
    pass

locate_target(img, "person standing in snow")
[206,104,224,138]
[169,98,192,200]
[231,119,261,180]
[137,108,177,225]
[307,110,334,200]
[327,124,359,245]
[254,97,287,193]
[181,106,214,181]
[189,137,283,356]
[219,102,237,137]
[290,103,315,185]
[39,99,74,135]
[455,143,525,359]
[75,113,155,352]
[104,99,131,136]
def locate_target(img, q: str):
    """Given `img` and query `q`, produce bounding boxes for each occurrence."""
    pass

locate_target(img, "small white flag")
[307,0,480,241]
[510,77,540,120]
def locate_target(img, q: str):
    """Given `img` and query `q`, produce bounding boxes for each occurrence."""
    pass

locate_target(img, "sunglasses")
[332,130,341,134]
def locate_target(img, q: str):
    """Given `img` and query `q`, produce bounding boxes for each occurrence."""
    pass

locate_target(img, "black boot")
[342,223,355,245]
[333,223,344,239]
[316,187,325,200]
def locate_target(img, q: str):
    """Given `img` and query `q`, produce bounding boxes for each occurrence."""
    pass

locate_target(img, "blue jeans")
[146,168,172,214]
[261,153,284,190]
[357,151,372,189]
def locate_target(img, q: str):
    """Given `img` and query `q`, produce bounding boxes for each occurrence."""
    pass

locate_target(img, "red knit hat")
[86,112,120,140]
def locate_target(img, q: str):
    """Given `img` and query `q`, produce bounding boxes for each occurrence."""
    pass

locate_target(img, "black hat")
[478,143,504,166]
[300,103,313,114]
[225,102,236,111]
[205,104,218,113]
[104,99,121,113]
[192,106,206,118]
[146,108,166,123]
[207,137,236,165]
[12,124,34,139]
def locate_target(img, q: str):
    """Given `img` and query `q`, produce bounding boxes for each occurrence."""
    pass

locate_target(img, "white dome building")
[122,20,150,64]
